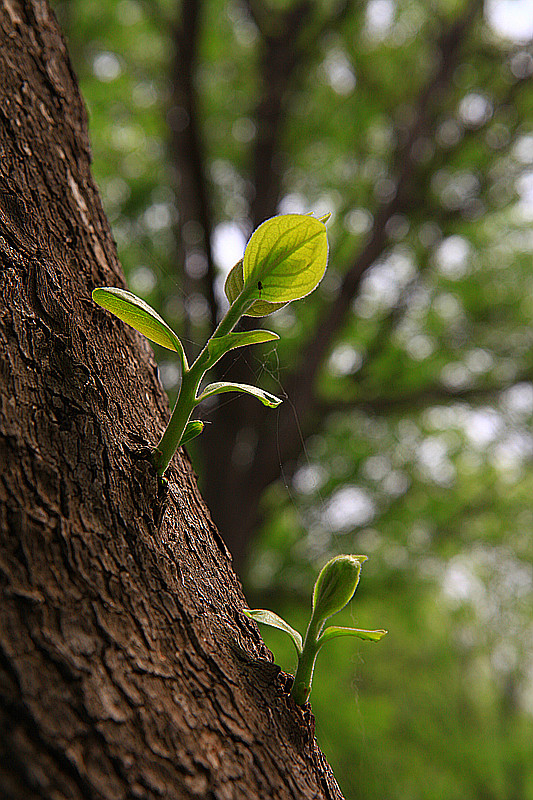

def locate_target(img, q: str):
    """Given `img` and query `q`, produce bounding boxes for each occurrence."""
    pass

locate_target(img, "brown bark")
[0,2,343,798]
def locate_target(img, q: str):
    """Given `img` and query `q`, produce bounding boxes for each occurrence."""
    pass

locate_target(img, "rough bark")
[0,2,343,798]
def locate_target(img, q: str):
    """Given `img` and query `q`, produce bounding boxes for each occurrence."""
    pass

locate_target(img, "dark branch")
[250,0,313,228]
[317,370,533,416]
[248,0,357,227]
[240,0,486,503]
[170,0,218,332]
[283,0,485,418]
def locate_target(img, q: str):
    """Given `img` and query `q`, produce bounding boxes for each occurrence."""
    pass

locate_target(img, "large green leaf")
[224,259,287,317]
[242,214,328,303]
[92,287,185,359]
[244,609,303,655]
[197,381,282,407]
[208,329,279,365]
[316,626,388,650]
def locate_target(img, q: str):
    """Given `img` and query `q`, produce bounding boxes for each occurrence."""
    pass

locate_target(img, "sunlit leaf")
[242,214,328,303]
[208,329,279,365]
[244,608,303,655]
[317,626,388,649]
[197,381,282,407]
[224,259,287,317]
[92,287,185,358]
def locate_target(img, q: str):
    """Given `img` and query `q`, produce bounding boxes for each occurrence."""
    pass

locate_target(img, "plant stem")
[152,369,199,475]
[152,290,256,476]
[210,293,249,340]
[290,614,322,706]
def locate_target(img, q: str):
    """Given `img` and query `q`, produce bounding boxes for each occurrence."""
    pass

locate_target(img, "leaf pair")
[245,607,385,652]
[92,288,282,411]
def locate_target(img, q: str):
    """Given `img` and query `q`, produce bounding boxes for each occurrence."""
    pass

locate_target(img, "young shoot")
[245,554,387,706]
[92,213,329,476]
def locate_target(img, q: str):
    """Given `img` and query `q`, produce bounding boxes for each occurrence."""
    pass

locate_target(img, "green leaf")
[312,554,366,624]
[208,329,279,365]
[224,259,287,317]
[242,214,328,304]
[180,420,204,446]
[316,626,388,650]
[244,609,303,655]
[224,259,244,305]
[92,287,186,361]
[197,381,282,407]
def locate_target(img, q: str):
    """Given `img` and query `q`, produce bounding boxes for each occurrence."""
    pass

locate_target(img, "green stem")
[290,613,322,706]
[152,369,198,475]
[210,292,250,340]
[152,289,257,476]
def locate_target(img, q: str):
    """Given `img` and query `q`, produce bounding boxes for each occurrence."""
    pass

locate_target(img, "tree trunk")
[0,2,343,798]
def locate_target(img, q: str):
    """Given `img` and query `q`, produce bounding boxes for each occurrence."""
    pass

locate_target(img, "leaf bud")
[312,554,368,625]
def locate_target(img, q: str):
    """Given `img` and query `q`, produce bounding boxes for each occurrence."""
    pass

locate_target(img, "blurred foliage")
[54,0,533,797]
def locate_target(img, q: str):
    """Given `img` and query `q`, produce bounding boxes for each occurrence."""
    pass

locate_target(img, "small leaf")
[312,555,367,625]
[224,259,244,305]
[208,329,279,365]
[242,214,328,304]
[317,626,388,650]
[92,287,185,358]
[180,420,204,446]
[244,609,303,655]
[197,381,282,407]
[224,259,287,317]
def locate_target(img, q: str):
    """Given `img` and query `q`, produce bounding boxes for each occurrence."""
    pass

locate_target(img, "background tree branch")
[170,0,218,336]
[235,0,488,543]
[282,0,485,421]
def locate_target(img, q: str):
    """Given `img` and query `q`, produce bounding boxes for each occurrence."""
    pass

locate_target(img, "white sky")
[487,0,533,41]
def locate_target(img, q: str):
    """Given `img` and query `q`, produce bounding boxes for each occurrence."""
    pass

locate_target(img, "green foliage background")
[56,0,533,796]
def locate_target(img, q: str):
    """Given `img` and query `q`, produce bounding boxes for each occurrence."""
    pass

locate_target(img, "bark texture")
[0,2,343,798]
